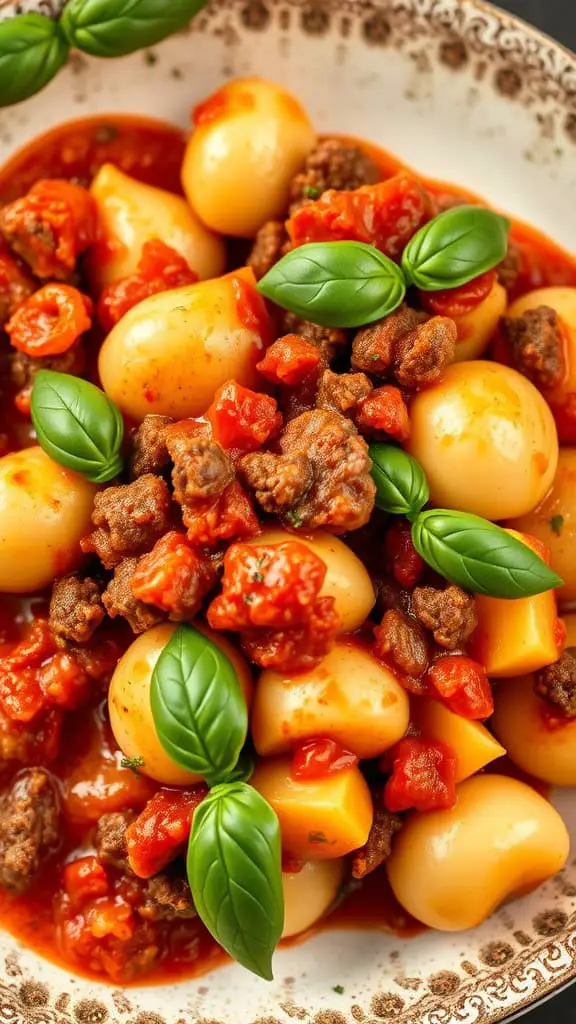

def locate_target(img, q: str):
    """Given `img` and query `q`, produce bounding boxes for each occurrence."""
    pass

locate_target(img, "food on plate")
[0,78,573,986]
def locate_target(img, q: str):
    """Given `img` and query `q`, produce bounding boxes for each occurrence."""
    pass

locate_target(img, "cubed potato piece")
[252,756,373,860]
[411,698,505,782]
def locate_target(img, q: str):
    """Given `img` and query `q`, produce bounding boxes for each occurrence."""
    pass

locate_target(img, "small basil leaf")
[60,0,207,58]
[0,14,69,108]
[411,509,563,598]
[257,241,406,328]
[401,206,510,290]
[31,371,124,483]
[369,443,429,520]
[187,782,283,980]
[151,624,248,782]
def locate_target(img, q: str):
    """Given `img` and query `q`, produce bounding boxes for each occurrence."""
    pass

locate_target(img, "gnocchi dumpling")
[282,859,345,938]
[452,277,507,362]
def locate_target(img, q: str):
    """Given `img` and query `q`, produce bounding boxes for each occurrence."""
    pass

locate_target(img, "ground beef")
[83,475,171,569]
[0,709,61,769]
[239,451,312,513]
[316,369,372,415]
[0,769,60,894]
[393,315,457,388]
[374,609,429,679]
[129,415,173,479]
[278,408,375,533]
[94,811,135,869]
[351,305,427,375]
[289,138,381,213]
[352,800,402,879]
[500,306,564,389]
[497,240,523,294]
[139,868,196,922]
[9,344,86,391]
[165,426,234,505]
[248,220,290,280]
[535,650,576,719]
[412,584,477,651]
[0,242,36,326]
[277,309,348,362]
[49,575,104,646]
[103,558,166,634]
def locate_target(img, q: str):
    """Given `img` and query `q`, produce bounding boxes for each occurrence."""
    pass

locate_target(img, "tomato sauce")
[0,114,574,985]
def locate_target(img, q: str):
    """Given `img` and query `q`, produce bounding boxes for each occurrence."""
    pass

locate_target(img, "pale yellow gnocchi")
[491,673,576,786]
[452,278,508,362]
[387,775,570,931]
[282,859,345,938]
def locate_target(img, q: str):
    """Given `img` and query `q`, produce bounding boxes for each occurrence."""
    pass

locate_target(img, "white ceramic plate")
[0,2,574,1022]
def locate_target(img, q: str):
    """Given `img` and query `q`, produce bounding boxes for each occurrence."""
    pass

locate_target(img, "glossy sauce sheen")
[0,115,573,984]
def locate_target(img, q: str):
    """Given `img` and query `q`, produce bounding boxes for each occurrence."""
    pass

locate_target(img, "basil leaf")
[257,241,406,328]
[187,782,283,980]
[60,0,207,58]
[401,206,510,290]
[221,751,255,784]
[0,14,69,108]
[31,371,124,483]
[151,624,248,782]
[369,443,429,520]
[411,509,563,598]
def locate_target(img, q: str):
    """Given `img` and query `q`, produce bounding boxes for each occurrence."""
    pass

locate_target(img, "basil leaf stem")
[369,443,429,520]
[31,371,124,483]
[187,782,283,980]
[151,624,248,782]
[411,509,563,598]
[60,0,207,58]
[257,241,406,328]
[402,206,510,291]
[0,14,69,108]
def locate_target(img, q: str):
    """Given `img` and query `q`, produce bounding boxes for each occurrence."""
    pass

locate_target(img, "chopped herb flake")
[121,755,145,775]
[252,571,264,583]
[242,593,254,605]
[303,185,322,199]
[333,985,345,995]
[285,510,304,528]
[549,515,564,537]
[308,830,330,844]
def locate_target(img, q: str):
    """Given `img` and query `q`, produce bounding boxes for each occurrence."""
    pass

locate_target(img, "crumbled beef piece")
[248,221,290,280]
[316,369,373,415]
[374,609,429,680]
[0,768,59,894]
[49,575,104,646]
[351,305,427,375]
[239,451,312,513]
[277,310,348,362]
[412,585,477,651]
[500,306,564,389]
[94,811,136,869]
[0,241,36,326]
[393,315,457,388]
[139,868,196,922]
[535,651,576,719]
[0,709,62,769]
[289,138,381,213]
[103,558,165,634]
[164,424,234,505]
[129,415,173,479]
[278,408,375,533]
[352,800,402,879]
[83,475,171,569]
[497,240,523,294]
[9,344,86,391]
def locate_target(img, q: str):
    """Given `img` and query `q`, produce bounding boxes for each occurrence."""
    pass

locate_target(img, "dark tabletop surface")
[489,6,574,1022]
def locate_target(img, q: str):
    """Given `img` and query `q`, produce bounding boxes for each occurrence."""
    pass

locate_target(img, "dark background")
[489,4,574,1023]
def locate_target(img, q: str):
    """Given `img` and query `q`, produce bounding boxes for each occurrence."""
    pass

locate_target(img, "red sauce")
[0,115,574,986]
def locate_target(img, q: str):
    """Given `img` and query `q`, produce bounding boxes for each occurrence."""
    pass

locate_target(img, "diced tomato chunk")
[37,651,90,710]
[0,238,36,326]
[242,596,340,672]
[126,787,207,879]
[97,240,198,332]
[355,385,410,440]
[131,531,218,618]
[88,898,135,941]
[207,380,282,453]
[6,283,92,356]
[257,335,322,387]
[384,520,424,589]
[287,173,433,260]
[427,655,494,720]
[64,856,109,907]
[183,480,260,546]
[384,737,457,812]
[419,270,496,319]
[291,738,359,780]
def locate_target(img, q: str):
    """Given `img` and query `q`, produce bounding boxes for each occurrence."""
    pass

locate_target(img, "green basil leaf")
[411,509,563,598]
[151,624,248,782]
[31,371,124,483]
[0,14,69,108]
[187,782,283,980]
[60,0,207,58]
[401,206,510,290]
[369,443,429,520]
[220,751,255,785]
[257,241,406,328]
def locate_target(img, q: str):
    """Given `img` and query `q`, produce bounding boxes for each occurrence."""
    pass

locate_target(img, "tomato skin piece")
[384,520,424,589]
[291,738,359,781]
[6,283,92,357]
[419,270,496,319]
[257,334,322,387]
[384,736,457,812]
[64,856,109,908]
[426,655,494,720]
[126,787,207,879]
[355,385,410,441]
